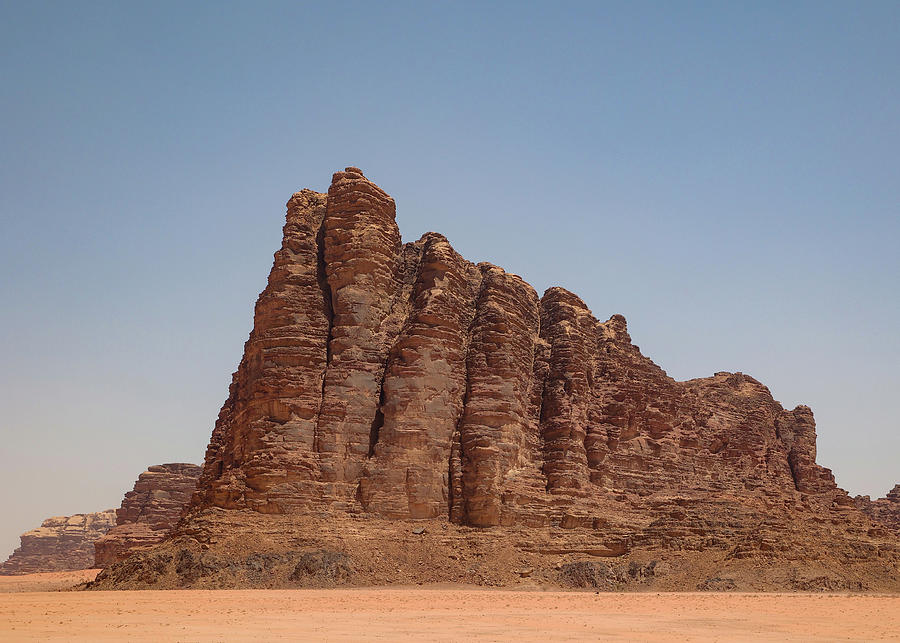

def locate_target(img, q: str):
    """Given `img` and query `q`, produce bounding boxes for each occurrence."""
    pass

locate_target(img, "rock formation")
[855,485,900,532]
[91,168,900,591]
[1,511,116,575]
[94,463,201,567]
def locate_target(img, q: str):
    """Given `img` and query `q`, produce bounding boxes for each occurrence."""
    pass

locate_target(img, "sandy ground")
[0,572,898,641]
[0,569,100,593]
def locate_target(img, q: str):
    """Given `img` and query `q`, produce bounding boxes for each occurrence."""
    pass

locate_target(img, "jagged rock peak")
[89,168,900,592]
[189,167,845,526]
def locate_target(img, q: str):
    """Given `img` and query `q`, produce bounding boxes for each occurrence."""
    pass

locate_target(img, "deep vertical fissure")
[537,304,556,493]
[366,240,428,461]
[365,362,390,461]
[539,382,554,492]
[581,344,600,476]
[368,390,385,458]
[787,450,802,491]
[448,377,470,522]
[527,311,552,495]
[313,215,334,455]
[448,273,486,523]
[534,383,550,492]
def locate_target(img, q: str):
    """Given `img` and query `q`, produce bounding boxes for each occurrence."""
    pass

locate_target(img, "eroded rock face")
[95,167,898,590]
[94,464,201,567]
[1,511,116,575]
[855,485,900,531]
[192,168,847,527]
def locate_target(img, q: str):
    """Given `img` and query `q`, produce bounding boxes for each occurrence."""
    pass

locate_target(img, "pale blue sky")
[1,1,898,557]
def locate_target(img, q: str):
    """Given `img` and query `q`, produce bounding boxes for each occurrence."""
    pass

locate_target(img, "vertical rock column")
[359,234,481,518]
[457,265,540,526]
[198,189,331,512]
[315,168,401,498]
[777,405,836,494]
[539,287,595,494]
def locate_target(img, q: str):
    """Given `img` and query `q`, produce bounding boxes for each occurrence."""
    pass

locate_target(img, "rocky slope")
[91,168,900,591]
[94,464,201,567]
[1,511,116,575]
[855,485,900,532]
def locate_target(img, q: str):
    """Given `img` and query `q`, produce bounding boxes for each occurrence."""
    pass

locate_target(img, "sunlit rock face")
[91,168,898,592]
[1,511,116,575]
[193,167,844,526]
[94,463,201,567]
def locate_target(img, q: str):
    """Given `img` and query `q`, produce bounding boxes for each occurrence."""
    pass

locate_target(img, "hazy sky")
[1,1,898,559]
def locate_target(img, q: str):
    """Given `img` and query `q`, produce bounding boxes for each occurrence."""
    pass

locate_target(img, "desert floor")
[0,571,898,641]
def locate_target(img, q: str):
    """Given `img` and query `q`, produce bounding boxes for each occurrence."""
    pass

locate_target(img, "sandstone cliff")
[1,511,115,575]
[855,485,900,532]
[91,168,900,591]
[191,168,842,525]
[94,463,201,566]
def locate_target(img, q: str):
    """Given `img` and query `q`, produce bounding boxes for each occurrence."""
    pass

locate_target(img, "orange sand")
[0,569,100,593]
[0,572,897,641]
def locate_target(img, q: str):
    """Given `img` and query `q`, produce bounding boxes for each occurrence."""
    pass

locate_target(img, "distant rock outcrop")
[1,511,116,575]
[94,463,201,567]
[855,485,900,532]
[91,168,900,591]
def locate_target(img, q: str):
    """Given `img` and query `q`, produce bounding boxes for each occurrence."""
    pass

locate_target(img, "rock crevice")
[90,167,900,592]
[183,168,868,533]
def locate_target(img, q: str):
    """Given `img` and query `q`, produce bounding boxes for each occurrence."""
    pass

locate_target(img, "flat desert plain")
[0,571,898,641]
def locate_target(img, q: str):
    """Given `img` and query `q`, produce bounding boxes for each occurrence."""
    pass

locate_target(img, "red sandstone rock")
[855,485,900,531]
[94,463,201,567]
[360,234,480,519]
[1,511,115,575]
[186,168,879,526]
[457,265,541,526]
[94,168,899,591]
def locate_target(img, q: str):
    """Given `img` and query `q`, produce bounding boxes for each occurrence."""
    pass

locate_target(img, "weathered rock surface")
[855,485,900,532]
[94,463,201,567]
[93,168,900,591]
[1,511,116,575]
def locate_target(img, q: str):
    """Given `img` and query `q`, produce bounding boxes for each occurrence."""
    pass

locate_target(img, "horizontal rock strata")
[193,167,847,525]
[94,463,201,567]
[1,511,115,575]
[95,167,899,591]
[855,485,900,532]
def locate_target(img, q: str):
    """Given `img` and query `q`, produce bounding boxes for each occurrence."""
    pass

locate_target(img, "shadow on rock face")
[557,560,667,590]
[289,550,354,584]
[89,544,356,589]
